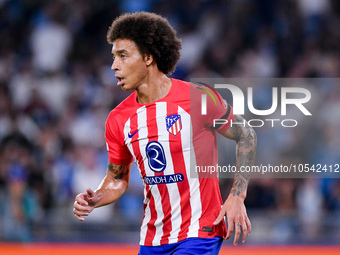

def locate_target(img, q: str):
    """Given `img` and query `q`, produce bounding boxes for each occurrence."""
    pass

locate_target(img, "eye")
[121,54,126,59]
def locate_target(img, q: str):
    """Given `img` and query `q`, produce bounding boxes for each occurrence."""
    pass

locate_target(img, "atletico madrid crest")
[166,114,182,135]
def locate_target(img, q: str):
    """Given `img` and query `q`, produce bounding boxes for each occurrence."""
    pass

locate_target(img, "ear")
[144,54,154,66]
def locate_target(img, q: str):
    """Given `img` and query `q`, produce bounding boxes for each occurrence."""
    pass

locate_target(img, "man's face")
[111,39,149,91]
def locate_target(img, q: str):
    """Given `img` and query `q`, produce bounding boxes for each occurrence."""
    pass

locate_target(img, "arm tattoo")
[108,163,130,180]
[228,115,257,197]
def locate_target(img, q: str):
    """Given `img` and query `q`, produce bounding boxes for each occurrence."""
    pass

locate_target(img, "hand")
[213,195,251,245]
[73,188,98,221]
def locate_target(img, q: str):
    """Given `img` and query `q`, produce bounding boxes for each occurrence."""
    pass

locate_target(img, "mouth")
[115,75,124,86]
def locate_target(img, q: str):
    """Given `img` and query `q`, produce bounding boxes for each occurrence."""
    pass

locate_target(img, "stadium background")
[0,0,339,254]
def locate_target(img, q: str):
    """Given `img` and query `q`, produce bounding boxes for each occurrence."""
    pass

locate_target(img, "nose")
[111,58,119,71]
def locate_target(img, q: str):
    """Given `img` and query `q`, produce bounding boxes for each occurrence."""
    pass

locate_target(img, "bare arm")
[224,115,257,198]
[73,162,131,221]
[94,162,131,207]
[214,115,257,245]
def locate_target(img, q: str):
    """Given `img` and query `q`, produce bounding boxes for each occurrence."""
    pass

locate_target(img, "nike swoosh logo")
[128,129,139,138]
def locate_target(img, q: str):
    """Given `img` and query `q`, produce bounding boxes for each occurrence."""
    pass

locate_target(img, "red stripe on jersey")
[167,103,192,241]
[143,104,173,245]
[153,107,172,245]
[144,193,157,244]
[129,108,154,245]
[143,105,157,245]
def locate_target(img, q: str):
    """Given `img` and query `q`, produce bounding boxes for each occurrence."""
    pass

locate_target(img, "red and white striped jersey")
[105,78,235,246]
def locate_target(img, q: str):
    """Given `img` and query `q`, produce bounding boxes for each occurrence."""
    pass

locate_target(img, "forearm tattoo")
[108,163,130,180]
[228,115,257,197]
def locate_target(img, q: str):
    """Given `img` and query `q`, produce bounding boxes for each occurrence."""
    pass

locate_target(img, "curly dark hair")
[107,12,181,74]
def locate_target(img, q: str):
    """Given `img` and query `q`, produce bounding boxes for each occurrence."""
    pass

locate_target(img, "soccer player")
[73,12,257,255]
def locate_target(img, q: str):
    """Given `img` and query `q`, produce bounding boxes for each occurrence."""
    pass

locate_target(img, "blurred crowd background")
[0,0,340,245]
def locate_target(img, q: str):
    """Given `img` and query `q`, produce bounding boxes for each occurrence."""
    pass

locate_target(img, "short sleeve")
[105,114,133,165]
[191,83,235,134]
[213,102,235,134]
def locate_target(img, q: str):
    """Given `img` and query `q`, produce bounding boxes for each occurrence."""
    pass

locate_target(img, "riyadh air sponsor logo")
[146,141,166,173]
[144,141,184,185]
[144,173,184,185]
[165,114,182,135]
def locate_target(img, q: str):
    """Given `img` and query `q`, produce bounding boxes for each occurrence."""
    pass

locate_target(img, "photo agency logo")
[196,79,312,128]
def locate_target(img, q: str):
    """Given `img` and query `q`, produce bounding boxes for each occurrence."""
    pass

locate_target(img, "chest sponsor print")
[145,141,167,173]
[144,173,184,185]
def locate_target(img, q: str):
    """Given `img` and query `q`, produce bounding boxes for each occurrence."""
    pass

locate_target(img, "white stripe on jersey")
[156,102,182,244]
[150,185,164,246]
[137,106,152,245]
[178,106,202,238]
[137,105,165,246]
[124,118,137,165]
[176,119,181,133]
[123,117,131,149]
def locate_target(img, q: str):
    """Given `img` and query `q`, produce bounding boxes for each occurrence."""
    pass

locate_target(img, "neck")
[136,73,172,104]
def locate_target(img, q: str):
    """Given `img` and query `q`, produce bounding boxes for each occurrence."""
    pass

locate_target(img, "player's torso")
[109,79,227,245]
[123,100,191,183]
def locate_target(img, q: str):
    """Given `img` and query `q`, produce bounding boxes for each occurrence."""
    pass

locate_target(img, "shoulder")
[170,78,191,92]
[191,82,224,101]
